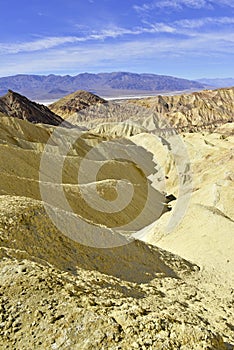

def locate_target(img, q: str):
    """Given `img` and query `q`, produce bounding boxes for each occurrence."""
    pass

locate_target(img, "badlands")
[0,87,233,349]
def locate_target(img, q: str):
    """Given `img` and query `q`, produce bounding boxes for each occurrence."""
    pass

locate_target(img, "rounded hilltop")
[49,90,107,118]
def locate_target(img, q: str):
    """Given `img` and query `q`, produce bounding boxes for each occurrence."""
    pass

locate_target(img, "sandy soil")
[0,89,233,348]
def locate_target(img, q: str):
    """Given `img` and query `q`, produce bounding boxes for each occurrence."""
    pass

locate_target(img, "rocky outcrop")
[49,90,106,118]
[57,87,234,136]
[0,195,231,350]
[129,87,234,132]
[0,90,69,126]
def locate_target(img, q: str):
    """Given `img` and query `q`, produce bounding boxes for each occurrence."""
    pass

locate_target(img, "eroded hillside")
[0,90,67,126]
[49,90,106,118]
[129,87,234,132]
[0,88,233,349]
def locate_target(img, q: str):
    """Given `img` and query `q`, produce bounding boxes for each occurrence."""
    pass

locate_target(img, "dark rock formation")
[0,90,70,127]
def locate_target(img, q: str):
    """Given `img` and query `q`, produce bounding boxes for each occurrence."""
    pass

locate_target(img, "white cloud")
[175,17,234,29]
[141,16,234,38]
[0,36,85,54]
[0,28,233,77]
[133,0,211,13]
[1,13,233,56]
[0,25,177,55]
[217,0,234,8]
[133,0,234,13]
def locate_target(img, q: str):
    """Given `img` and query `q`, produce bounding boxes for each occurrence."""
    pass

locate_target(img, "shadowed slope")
[0,90,71,127]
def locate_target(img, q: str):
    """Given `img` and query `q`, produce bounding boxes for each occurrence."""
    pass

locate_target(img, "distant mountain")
[49,90,106,118]
[196,78,234,88]
[0,90,69,126]
[0,72,206,100]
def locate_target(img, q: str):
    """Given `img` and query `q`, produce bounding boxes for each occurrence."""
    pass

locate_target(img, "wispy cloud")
[133,0,234,13]
[175,16,234,29]
[0,0,233,79]
[0,13,233,56]
[133,0,211,13]
[1,27,233,76]
[140,16,234,37]
[216,0,234,8]
[0,25,176,55]
[0,37,83,54]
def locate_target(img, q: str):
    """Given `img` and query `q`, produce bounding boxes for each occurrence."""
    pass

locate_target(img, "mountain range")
[197,77,234,88]
[0,72,206,100]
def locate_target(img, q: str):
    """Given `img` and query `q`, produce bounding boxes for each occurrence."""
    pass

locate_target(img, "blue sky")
[0,0,233,78]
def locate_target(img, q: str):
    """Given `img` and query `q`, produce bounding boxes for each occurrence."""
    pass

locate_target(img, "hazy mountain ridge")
[197,77,234,88]
[0,72,205,100]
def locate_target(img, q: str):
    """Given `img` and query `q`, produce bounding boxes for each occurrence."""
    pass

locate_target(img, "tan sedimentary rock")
[0,88,233,349]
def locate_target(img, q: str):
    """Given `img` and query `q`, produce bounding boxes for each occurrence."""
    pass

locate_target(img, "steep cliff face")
[49,90,106,118]
[0,90,67,126]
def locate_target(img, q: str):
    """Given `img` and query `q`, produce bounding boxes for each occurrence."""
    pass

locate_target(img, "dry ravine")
[0,87,233,349]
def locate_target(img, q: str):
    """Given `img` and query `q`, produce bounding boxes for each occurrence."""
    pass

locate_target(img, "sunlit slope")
[0,98,234,349]
[0,195,232,349]
[57,87,234,135]
[131,126,234,282]
[49,90,106,118]
[0,115,170,238]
